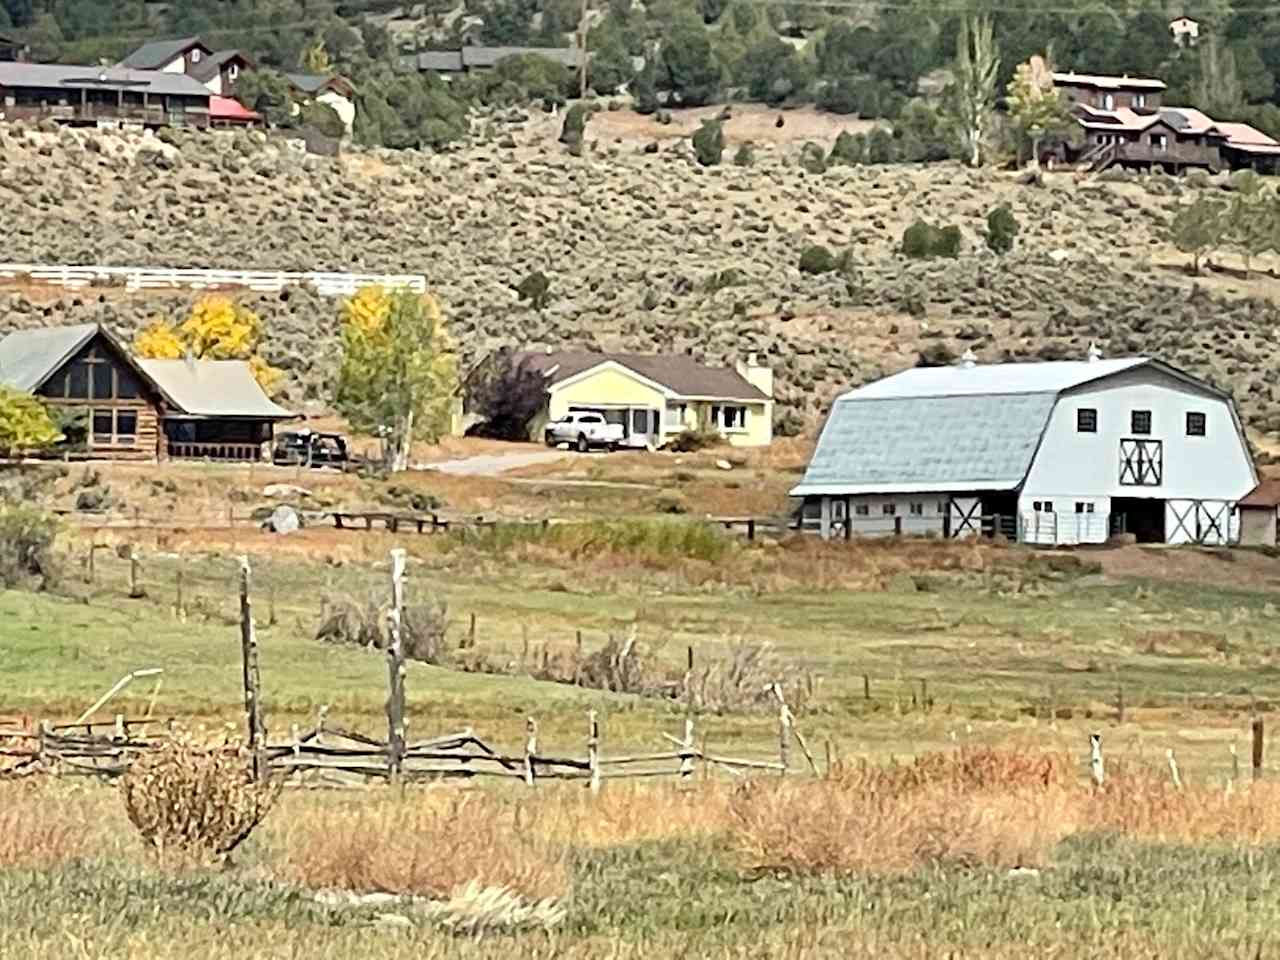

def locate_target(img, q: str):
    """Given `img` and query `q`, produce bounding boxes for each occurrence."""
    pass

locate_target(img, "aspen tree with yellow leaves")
[134,297,283,396]
[335,286,458,472]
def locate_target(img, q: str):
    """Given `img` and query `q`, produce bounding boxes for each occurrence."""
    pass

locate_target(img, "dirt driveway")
[423,449,572,477]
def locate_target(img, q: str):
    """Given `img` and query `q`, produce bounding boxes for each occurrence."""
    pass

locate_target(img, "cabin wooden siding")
[0,85,210,129]
[34,333,164,461]
[1086,122,1224,170]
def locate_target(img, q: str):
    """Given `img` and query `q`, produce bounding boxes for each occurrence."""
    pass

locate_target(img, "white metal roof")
[839,358,1149,401]
[138,359,294,419]
[0,323,99,392]
[1052,71,1166,91]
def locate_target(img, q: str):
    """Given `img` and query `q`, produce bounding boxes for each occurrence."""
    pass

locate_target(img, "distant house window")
[1131,410,1152,435]
[229,64,239,80]
[1103,93,1115,110]
[1136,93,1146,108]
[190,49,201,62]
[1152,133,1168,151]
[882,503,896,516]
[1186,411,1207,436]
[909,503,924,516]
[854,503,870,516]
[937,501,947,515]
[722,405,747,431]
[1075,502,1095,514]
[1033,501,1055,513]
[1077,408,1098,433]
[90,408,136,447]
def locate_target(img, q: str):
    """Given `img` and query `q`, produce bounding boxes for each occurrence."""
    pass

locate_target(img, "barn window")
[882,503,896,516]
[936,501,947,514]
[1033,501,1055,513]
[1131,410,1152,434]
[1077,408,1097,433]
[1186,411,1206,436]
[854,503,869,516]
[909,503,924,516]
[1075,502,1095,513]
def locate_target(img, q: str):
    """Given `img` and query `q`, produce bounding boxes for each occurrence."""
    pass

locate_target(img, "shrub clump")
[799,142,827,174]
[692,119,724,166]
[799,245,836,275]
[986,204,1019,254]
[0,506,59,589]
[316,593,449,664]
[121,733,279,859]
[733,141,755,167]
[668,427,722,452]
[902,221,962,259]
[559,103,589,147]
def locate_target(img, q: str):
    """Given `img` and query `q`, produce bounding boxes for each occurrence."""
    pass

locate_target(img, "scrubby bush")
[799,244,836,274]
[559,103,589,146]
[829,130,864,165]
[516,270,551,309]
[799,142,827,174]
[316,593,449,664]
[121,733,280,859]
[902,221,962,259]
[0,506,59,590]
[986,205,1019,254]
[692,119,724,166]
[733,141,755,167]
[669,428,722,452]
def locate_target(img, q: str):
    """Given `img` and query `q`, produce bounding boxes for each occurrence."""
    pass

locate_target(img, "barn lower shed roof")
[790,392,1057,497]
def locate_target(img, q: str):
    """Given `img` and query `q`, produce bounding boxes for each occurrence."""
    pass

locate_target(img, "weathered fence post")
[114,713,125,742]
[775,685,792,775]
[574,630,583,685]
[1231,741,1241,782]
[85,545,95,585]
[1116,683,1125,725]
[1089,733,1104,787]
[238,556,266,782]
[1253,716,1265,780]
[469,612,478,649]
[174,569,184,618]
[128,547,144,599]
[385,548,408,784]
[317,704,329,747]
[863,674,871,701]
[524,717,538,787]
[679,717,696,784]
[1167,748,1182,790]
[587,710,601,794]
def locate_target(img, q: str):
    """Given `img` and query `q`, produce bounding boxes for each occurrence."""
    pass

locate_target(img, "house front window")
[91,408,137,447]
[1152,133,1168,151]
[1136,93,1146,108]
[1131,410,1152,435]
[664,403,686,429]
[1103,93,1115,110]
[1186,411,1206,436]
[711,404,748,432]
[1077,408,1098,433]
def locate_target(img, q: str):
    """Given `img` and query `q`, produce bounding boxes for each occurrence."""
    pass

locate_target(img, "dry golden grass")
[0,781,94,869]
[728,749,1280,876]
[267,791,568,899]
[535,782,735,848]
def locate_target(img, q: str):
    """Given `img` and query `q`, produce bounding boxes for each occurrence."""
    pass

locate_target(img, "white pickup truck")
[543,412,626,452]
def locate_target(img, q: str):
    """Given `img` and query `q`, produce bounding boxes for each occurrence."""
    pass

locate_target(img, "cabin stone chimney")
[735,352,773,398]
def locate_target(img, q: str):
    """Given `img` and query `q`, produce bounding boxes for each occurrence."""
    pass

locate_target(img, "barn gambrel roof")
[790,357,1235,497]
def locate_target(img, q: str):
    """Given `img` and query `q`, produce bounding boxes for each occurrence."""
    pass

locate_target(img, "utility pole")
[578,0,590,99]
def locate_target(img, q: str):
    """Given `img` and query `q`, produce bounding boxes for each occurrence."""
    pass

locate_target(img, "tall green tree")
[336,286,459,473]
[1005,53,1073,169]
[949,15,999,168]
[660,19,722,106]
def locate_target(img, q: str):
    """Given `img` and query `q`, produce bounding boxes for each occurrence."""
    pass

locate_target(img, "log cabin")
[0,324,294,461]
[0,62,211,129]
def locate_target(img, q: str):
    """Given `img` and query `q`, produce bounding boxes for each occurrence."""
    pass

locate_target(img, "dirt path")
[423,449,572,477]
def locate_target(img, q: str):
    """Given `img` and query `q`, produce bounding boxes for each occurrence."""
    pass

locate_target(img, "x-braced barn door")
[947,497,980,538]
[1119,439,1163,486]
[1169,500,1230,545]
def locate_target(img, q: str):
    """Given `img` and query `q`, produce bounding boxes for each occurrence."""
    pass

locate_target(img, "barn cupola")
[1087,341,1103,362]
[960,348,977,369]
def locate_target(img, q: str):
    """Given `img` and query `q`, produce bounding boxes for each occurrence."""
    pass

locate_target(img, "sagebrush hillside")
[3,112,1280,433]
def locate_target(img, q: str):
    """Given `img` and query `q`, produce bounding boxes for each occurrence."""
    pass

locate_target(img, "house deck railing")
[0,264,427,297]
[166,442,265,463]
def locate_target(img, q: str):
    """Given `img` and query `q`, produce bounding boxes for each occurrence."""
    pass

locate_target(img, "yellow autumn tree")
[335,285,458,472]
[134,296,283,396]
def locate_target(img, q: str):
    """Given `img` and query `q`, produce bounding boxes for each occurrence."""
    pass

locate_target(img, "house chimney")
[735,353,773,398]
[1087,341,1102,362]
[960,348,977,368]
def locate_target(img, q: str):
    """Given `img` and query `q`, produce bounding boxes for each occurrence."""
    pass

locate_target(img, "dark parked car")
[272,430,350,468]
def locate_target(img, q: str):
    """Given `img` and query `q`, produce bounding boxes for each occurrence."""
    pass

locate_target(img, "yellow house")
[505,351,775,448]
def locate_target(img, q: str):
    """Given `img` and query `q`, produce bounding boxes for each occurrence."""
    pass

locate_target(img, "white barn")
[791,351,1257,546]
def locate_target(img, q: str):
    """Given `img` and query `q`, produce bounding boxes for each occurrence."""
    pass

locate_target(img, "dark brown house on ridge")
[0,324,294,461]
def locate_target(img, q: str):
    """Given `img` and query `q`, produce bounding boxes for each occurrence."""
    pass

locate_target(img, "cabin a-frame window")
[1076,408,1098,433]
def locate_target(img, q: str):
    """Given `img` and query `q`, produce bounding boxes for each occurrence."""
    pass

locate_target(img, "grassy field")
[10,457,1280,957]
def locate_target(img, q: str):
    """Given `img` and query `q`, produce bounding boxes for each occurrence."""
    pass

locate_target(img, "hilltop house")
[401,45,583,77]
[465,351,775,448]
[119,37,354,132]
[0,324,294,461]
[1170,16,1200,46]
[791,349,1255,546]
[0,62,211,129]
[0,32,27,62]
[1050,70,1280,173]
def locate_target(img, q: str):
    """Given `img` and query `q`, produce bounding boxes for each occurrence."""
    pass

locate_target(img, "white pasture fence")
[0,264,427,297]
